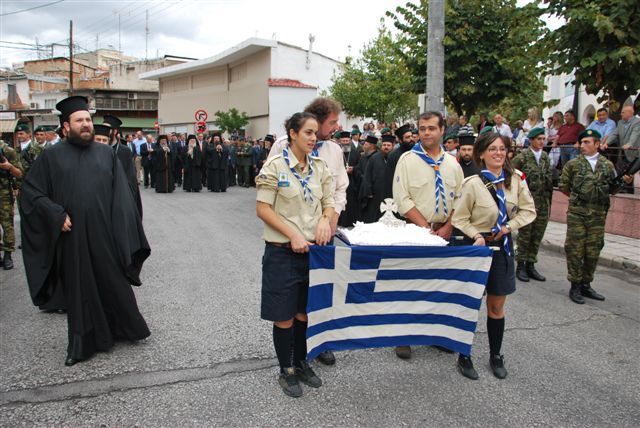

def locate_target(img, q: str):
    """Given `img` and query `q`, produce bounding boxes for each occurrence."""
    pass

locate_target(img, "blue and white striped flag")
[307,245,493,359]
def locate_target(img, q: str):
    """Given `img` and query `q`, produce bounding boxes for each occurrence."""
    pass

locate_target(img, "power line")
[0,0,64,17]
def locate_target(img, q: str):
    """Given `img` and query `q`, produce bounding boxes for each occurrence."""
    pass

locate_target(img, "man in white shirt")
[132,130,146,183]
[493,114,513,138]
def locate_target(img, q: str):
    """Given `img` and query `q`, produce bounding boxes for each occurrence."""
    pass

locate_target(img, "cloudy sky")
[0,0,405,68]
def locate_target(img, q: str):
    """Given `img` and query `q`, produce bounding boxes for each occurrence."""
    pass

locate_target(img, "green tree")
[328,23,418,124]
[542,0,640,120]
[212,108,249,134]
[386,0,546,119]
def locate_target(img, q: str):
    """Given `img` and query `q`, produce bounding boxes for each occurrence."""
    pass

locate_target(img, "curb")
[539,238,639,273]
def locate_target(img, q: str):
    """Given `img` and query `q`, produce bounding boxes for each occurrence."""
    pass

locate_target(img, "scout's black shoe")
[295,360,322,388]
[395,346,412,359]
[3,252,13,270]
[316,350,336,365]
[581,283,605,301]
[569,283,585,304]
[526,262,546,281]
[278,367,303,398]
[516,261,529,282]
[490,354,508,379]
[457,355,478,380]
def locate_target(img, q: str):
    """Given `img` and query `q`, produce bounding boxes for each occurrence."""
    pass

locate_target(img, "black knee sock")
[293,318,308,367]
[487,316,505,356]
[273,324,293,371]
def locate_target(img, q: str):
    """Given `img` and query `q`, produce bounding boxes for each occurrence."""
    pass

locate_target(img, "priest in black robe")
[205,133,229,192]
[152,135,175,193]
[360,135,395,223]
[20,96,151,366]
[337,131,362,227]
[102,115,143,218]
[384,125,414,199]
[183,135,203,192]
[457,135,480,178]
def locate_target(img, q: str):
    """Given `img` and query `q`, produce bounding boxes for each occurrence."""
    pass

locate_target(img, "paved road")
[1,186,639,426]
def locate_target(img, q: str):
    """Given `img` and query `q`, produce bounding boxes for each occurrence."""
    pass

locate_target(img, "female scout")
[452,132,536,380]
[256,112,335,398]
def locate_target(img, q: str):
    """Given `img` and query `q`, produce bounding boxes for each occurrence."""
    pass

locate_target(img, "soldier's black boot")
[569,282,585,304]
[3,252,13,270]
[581,283,605,301]
[526,262,546,281]
[516,261,529,282]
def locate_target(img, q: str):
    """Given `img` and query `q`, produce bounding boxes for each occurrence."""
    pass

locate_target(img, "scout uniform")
[559,129,617,304]
[256,146,334,398]
[0,140,24,269]
[511,127,553,281]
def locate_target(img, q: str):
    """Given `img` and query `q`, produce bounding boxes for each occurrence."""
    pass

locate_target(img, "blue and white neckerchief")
[311,140,325,157]
[480,169,511,255]
[411,142,448,216]
[283,145,315,204]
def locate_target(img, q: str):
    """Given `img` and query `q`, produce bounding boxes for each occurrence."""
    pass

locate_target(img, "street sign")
[195,121,207,133]
[194,109,208,122]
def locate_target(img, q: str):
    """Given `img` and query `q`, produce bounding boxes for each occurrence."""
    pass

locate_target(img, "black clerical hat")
[395,125,411,139]
[102,115,122,130]
[55,96,90,123]
[265,134,275,143]
[365,135,379,145]
[187,134,196,141]
[157,134,168,142]
[382,135,396,143]
[339,131,351,139]
[459,135,475,146]
[94,124,110,137]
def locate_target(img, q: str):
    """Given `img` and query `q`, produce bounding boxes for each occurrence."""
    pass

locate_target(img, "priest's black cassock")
[459,159,480,178]
[359,150,388,223]
[183,144,203,192]
[205,143,229,192]
[114,141,143,217]
[20,139,151,362]
[338,143,362,227]
[384,143,413,199]
[152,148,175,193]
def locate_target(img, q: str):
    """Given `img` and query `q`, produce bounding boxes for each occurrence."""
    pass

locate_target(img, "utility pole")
[424,0,444,113]
[69,20,74,95]
[145,9,149,60]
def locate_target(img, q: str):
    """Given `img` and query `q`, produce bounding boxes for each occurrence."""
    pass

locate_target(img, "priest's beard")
[67,127,95,147]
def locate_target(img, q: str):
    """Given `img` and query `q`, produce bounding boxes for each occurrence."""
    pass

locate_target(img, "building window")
[44,99,57,109]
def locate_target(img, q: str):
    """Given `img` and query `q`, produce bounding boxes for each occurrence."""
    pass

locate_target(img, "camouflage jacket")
[559,154,616,210]
[0,140,23,193]
[20,141,45,177]
[511,149,553,200]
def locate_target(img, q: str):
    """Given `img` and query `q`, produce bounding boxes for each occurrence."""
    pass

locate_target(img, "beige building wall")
[158,48,271,129]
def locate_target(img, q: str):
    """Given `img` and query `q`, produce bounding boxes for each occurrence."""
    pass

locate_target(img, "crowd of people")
[0,94,637,399]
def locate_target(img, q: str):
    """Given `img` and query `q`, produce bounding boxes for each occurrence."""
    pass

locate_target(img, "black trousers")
[228,166,236,186]
[143,164,152,187]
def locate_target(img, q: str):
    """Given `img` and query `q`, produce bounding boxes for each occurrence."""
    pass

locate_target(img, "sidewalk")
[538,221,639,272]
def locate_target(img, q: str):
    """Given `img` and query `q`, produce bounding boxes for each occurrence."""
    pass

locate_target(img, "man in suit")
[170,133,184,186]
[605,105,640,192]
[139,134,155,188]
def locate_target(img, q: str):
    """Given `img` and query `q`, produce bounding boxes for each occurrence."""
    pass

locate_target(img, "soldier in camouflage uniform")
[236,138,254,188]
[559,129,633,304]
[0,140,24,270]
[512,128,553,282]
[20,126,45,179]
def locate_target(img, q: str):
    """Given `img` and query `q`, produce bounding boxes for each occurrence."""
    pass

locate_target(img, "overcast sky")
[0,0,405,68]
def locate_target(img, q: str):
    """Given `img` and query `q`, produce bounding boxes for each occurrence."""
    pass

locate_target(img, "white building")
[140,38,345,137]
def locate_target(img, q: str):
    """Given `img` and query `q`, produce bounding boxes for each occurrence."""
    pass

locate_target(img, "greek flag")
[307,245,493,359]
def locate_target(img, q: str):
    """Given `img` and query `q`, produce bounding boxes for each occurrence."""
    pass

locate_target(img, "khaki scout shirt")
[393,149,463,223]
[256,151,334,243]
[452,171,536,239]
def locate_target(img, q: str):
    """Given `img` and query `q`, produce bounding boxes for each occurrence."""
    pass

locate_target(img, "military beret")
[34,125,47,133]
[479,126,494,136]
[365,135,379,145]
[380,127,391,134]
[381,135,396,143]
[93,124,110,137]
[412,128,419,135]
[443,133,458,142]
[15,123,30,133]
[578,129,601,140]
[339,131,351,139]
[351,129,361,136]
[333,131,342,140]
[527,127,545,139]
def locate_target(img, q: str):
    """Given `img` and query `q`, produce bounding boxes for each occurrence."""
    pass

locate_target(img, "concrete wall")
[109,59,185,91]
[158,48,270,128]
[550,187,640,239]
[268,86,318,137]
[271,44,342,92]
[0,78,29,109]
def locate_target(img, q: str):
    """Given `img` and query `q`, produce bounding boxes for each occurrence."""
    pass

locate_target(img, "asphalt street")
[1,185,639,427]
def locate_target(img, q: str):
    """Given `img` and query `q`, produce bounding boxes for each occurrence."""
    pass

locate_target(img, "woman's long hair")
[473,132,514,189]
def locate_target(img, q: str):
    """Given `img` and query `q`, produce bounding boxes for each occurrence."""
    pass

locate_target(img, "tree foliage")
[212,108,249,134]
[386,0,546,119]
[328,23,418,124]
[542,0,640,119]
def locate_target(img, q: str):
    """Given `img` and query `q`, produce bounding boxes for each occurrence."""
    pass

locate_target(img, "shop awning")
[0,119,19,133]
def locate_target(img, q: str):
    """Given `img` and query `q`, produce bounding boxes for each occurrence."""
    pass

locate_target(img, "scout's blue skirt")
[261,243,309,322]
